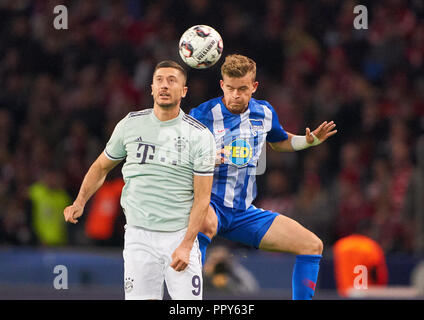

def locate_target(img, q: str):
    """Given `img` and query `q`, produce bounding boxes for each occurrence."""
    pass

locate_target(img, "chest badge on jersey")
[174,136,188,152]
[249,119,264,137]
[224,138,253,167]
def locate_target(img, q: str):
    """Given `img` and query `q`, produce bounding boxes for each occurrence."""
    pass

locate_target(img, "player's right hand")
[306,121,337,144]
[63,202,84,224]
[170,244,191,272]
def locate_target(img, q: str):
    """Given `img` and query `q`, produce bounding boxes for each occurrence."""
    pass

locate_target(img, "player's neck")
[153,104,181,121]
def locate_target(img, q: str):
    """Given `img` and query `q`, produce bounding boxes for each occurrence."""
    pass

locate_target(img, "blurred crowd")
[0,0,423,257]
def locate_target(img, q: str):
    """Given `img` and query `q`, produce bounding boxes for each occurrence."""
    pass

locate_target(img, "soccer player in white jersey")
[189,54,337,300]
[63,60,216,300]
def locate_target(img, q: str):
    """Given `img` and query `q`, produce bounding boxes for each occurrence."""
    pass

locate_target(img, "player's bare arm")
[63,152,122,224]
[269,121,337,152]
[170,174,213,272]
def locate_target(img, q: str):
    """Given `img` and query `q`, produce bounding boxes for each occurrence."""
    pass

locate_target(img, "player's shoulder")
[127,108,153,118]
[119,108,153,127]
[182,113,215,146]
[189,97,222,117]
[182,113,208,132]
[250,98,275,111]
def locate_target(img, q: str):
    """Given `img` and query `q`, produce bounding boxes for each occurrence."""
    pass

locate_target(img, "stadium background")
[0,0,423,299]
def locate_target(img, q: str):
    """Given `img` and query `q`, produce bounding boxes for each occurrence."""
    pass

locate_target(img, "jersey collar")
[150,107,185,125]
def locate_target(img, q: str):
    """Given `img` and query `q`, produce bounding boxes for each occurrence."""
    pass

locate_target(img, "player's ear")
[252,81,259,93]
[150,84,153,95]
[220,79,224,91]
[182,86,188,98]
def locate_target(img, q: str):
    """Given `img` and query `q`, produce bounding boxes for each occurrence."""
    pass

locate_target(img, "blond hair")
[221,54,256,80]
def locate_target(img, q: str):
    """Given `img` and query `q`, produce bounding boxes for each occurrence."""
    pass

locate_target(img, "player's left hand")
[216,148,231,166]
[170,244,191,272]
[306,121,337,144]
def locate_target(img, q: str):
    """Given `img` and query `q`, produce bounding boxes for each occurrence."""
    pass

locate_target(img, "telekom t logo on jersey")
[135,138,180,166]
[137,142,156,164]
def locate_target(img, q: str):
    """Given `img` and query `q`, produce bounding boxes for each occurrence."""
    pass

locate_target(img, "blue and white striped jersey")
[189,97,288,212]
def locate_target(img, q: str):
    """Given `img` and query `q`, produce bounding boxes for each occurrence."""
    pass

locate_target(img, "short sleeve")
[266,104,289,143]
[192,129,216,176]
[104,117,127,161]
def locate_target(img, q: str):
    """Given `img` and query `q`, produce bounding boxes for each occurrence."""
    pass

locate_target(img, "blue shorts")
[210,200,279,249]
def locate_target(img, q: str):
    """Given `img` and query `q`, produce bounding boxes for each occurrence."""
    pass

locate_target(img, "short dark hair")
[153,60,187,84]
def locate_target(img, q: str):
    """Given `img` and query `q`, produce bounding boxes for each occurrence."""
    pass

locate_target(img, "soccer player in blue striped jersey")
[189,54,337,300]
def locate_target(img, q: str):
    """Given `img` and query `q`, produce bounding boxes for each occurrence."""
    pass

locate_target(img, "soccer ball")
[178,25,223,69]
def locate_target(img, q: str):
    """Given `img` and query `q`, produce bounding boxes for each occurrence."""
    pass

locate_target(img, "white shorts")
[123,224,203,300]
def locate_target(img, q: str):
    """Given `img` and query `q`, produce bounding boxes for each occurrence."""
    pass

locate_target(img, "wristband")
[290,133,321,151]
